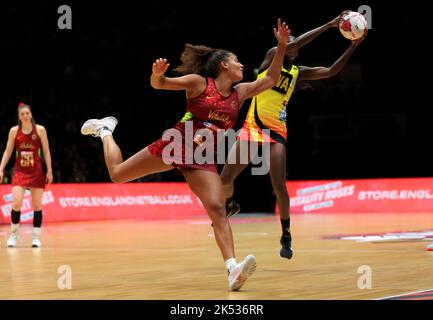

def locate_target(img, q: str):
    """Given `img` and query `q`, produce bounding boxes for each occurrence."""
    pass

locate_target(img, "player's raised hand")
[330,10,351,27]
[152,58,170,76]
[352,27,368,46]
[273,18,290,45]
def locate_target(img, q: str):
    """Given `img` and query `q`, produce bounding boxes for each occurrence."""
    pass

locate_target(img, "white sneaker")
[32,237,41,248]
[81,116,118,137]
[7,233,18,248]
[228,254,256,291]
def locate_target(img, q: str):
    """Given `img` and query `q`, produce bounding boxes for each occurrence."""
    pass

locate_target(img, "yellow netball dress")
[238,65,299,144]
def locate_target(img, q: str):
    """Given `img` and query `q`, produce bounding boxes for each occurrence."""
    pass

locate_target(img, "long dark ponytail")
[174,43,231,78]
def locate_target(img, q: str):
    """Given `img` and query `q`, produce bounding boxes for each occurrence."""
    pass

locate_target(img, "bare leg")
[30,187,44,246]
[8,186,25,245]
[269,143,290,221]
[269,143,293,259]
[220,140,250,199]
[183,169,235,261]
[30,188,44,211]
[101,135,173,183]
[11,186,25,212]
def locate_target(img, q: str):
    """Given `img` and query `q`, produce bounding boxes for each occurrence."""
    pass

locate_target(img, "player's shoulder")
[183,73,206,84]
[9,126,18,134]
[188,73,205,80]
[265,46,278,58]
[36,124,46,132]
[8,126,19,140]
[35,124,48,137]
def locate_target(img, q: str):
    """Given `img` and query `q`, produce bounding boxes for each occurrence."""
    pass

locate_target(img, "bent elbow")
[150,76,164,90]
[327,67,340,78]
[109,171,125,184]
[150,81,160,90]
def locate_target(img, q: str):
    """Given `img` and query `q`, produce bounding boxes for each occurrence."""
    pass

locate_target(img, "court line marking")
[207,232,268,237]
[375,288,433,300]
[0,248,420,253]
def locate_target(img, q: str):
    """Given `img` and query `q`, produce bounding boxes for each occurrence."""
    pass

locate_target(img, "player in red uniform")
[0,103,53,248]
[81,20,290,291]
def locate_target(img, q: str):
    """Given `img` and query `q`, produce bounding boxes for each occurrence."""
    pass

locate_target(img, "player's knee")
[12,200,23,211]
[207,201,226,218]
[211,213,228,227]
[220,171,232,186]
[273,180,288,195]
[12,204,22,211]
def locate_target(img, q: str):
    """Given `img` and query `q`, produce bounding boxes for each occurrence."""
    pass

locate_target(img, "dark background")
[0,0,431,212]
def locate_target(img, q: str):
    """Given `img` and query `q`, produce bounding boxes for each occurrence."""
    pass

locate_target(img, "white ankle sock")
[100,128,112,140]
[33,227,41,237]
[225,258,237,272]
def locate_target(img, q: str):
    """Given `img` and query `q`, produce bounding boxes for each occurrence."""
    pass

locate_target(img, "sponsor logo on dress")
[208,110,231,125]
[19,142,35,150]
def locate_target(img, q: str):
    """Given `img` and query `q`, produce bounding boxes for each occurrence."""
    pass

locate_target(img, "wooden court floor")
[1,212,432,299]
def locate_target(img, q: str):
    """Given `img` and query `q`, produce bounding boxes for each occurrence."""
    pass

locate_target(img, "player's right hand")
[273,18,290,46]
[152,58,170,76]
[352,27,368,46]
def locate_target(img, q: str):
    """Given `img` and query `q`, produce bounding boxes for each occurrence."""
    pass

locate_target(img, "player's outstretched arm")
[150,58,205,92]
[259,11,349,71]
[287,10,349,53]
[298,30,367,81]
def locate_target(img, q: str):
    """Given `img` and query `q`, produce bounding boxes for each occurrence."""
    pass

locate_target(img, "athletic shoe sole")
[229,255,257,291]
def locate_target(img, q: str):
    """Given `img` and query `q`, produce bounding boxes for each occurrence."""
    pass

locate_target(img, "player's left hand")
[273,18,290,45]
[329,10,351,27]
[46,171,53,184]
